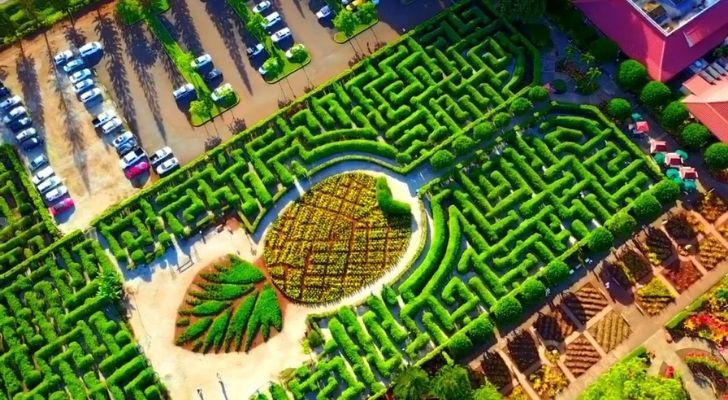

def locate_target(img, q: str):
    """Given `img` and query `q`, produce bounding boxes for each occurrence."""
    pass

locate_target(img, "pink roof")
[635,121,650,133]
[649,139,667,153]
[683,74,728,143]
[680,166,698,179]
[574,0,728,81]
[665,153,683,166]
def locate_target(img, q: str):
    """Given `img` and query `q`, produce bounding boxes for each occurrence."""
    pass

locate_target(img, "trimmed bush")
[606,98,632,120]
[493,112,512,128]
[490,295,523,325]
[430,149,456,170]
[661,101,689,130]
[588,37,619,63]
[632,193,662,222]
[604,211,637,239]
[616,60,647,90]
[518,277,547,306]
[452,135,476,156]
[375,176,411,215]
[681,123,711,149]
[509,97,533,116]
[473,121,496,141]
[528,85,550,102]
[639,81,672,109]
[552,79,567,94]
[651,179,680,205]
[543,260,570,286]
[446,333,473,358]
[467,316,494,344]
[587,227,614,253]
[704,143,728,170]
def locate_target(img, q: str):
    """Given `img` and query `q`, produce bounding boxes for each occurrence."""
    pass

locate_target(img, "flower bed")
[563,283,609,325]
[534,310,575,343]
[506,331,541,372]
[564,335,601,377]
[478,351,513,390]
[587,309,631,353]
[694,191,728,223]
[636,277,674,316]
[614,249,652,284]
[528,364,568,399]
[684,352,728,397]
[661,258,702,293]
[695,235,728,270]
[664,211,700,242]
[639,227,674,266]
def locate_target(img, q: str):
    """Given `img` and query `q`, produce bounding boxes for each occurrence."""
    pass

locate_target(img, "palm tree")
[17,0,40,28]
[391,365,429,400]
[48,0,72,23]
[431,365,473,400]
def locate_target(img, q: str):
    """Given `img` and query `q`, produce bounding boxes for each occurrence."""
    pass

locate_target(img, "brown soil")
[564,335,601,377]
[563,283,609,325]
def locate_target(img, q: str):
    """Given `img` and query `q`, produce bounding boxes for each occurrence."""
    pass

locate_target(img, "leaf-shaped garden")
[175,255,283,353]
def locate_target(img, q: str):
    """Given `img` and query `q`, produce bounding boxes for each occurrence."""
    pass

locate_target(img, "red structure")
[683,73,728,142]
[574,0,728,81]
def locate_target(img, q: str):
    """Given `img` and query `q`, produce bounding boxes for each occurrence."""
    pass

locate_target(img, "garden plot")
[534,309,575,343]
[563,335,601,377]
[661,258,702,293]
[563,283,609,326]
[587,309,631,353]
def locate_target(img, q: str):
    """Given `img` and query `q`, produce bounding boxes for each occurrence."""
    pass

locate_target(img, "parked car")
[285,44,306,59]
[211,83,233,102]
[79,42,103,58]
[0,95,22,111]
[53,49,74,66]
[173,83,196,101]
[112,131,135,149]
[62,58,85,74]
[119,147,147,169]
[73,78,95,95]
[32,166,54,185]
[15,127,38,142]
[149,146,173,167]
[92,110,117,127]
[316,5,332,19]
[252,0,271,13]
[115,139,137,156]
[80,88,102,105]
[156,157,180,176]
[37,176,62,194]
[125,160,149,179]
[28,154,48,171]
[262,12,282,30]
[271,27,292,43]
[20,137,43,151]
[44,185,68,203]
[204,68,223,84]
[100,117,123,135]
[246,43,265,58]
[7,117,32,133]
[49,197,74,216]
[190,54,212,71]
[70,69,93,84]
[3,106,27,124]
[0,85,9,98]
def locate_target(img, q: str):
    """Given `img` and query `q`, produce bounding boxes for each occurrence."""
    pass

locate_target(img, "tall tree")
[581,357,688,400]
[432,365,473,400]
[492,0,545,23]
[0,10,18,42]
[16,0,40,27]
[392,366,429,400]
[333,9,357,37]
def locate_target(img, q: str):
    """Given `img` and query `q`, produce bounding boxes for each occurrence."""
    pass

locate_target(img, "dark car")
[204,68,223,84]
[20,137,43,151]
[0,85,9,99]
[8,117,33,133]
[115,139,137,157]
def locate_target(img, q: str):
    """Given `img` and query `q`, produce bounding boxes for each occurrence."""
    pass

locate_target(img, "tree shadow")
[95,12,139,134]
[59,89,92,191]
[63,23,87,47]
[203,0,253,93]
[169,0,205,56]
[16,55,44,127]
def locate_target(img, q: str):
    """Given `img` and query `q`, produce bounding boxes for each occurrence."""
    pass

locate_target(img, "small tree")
[616,60,647,90]
[492,0,545,23]
[543,260,570,286]
[261,57,282,77]
[452,135,475,156]
[447,333,474,358]
[639,81,672,109]
[704,143,728,170]
[528,85,549,102]
[247,13,267,41]
[493,112,511,128]
[632,193,662,222]
[432,365,473,400]
[651,179,680,205]
[392,366,429,400]
[357,2,378,24]
[116,0,144,25]
[189,100,211,119]
[604,211,636,239]
[588,37,619,64]
[333,9,358,37]
[473,381,503,400]
[587,227,614,253]
[288,44,308,63]
[606,98,632,120]
[473,121,495,141]
[430,149,455,170]
[509,97,533,116]
[491,295,523,324]
[681,123,711,149]
[661,101,689,130]
[518,277,547,306]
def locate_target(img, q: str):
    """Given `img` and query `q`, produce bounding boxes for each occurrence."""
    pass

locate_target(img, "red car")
[125,160,149,179]
[49,198,74,216]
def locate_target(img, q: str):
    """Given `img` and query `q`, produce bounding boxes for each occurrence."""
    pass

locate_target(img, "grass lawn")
[263,51,312,83]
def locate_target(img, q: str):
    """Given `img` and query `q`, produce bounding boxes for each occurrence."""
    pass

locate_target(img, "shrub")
[447,333,473,358]
[518,277,547,307]
[604,211,637,239]
[704,143,728,170]
[639,81,672,109]
[587,227,614,253]
[632,193,662,222]
[552,79,567,94]
[473,121,495,140]
[616,60,647,90]
[306,329,323,348]
[452,135,475,156]
[430,149,456,170]
[116,0,143,25]
[375,176,411,215]
[588,37,619,63]
[661,101,689,130]
[606,98,632,120]
[509,97,533,116]
[467,316,494,344]
[523,23,552,49]
[493,112,511,128]
[528,85,550,102]
[262,57,282,77]
[287,44,308,63]
[490,295,523,325]
[651,179,680,205]
[543,260,570,286]
[681,123,711,149]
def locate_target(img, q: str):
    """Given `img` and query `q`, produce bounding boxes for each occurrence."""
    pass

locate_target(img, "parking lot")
[0,0,446,229]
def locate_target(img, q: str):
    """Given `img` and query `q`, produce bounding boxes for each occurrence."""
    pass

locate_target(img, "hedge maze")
[0,233,167,399]
[0,146,60,273]
[92,0,538,269]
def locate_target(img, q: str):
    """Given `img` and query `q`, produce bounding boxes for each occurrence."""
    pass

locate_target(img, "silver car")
[32,166,55,185]
[44,185,68,203]
[37,176,61,194]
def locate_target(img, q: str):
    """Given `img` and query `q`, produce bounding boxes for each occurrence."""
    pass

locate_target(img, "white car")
[112,131,135,149]
[150,146,173,167]
[79,41,103,58]
[190,54,212,70]
[70,69,93,84]
[262,12,281,30]
[246,43,264,58]
[73,78,95,94]
[211,83,233,102]
[119,148,147,169]
[92,110,117,127]
[0,95,22,111]
[271,27,292,43]
[316,5,332,19]
[15,127,38,142]
[80,88,102,104]
[44,185,68,203]
[156,157,179,176]
[173,83,195,100]
[285,44,305,59]
[100,117,123,135]
[3,106,27,123]
[28,154,48,171]
[62,58,85,74]
[32,166,55,185]
[37,176,61,194]
[53,49,74,66]
[252,1,271,13]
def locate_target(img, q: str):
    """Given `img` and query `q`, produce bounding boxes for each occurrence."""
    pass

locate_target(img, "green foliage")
[288,44,308,63]
[473,381,503,400]
[704,143,728,170]
[493,112,512,128]
[375,176,411,215]
[357,2,378,24]
[606,98,632,120]
[552,79,568,94]
[116,0,143,25]
[587,227,614,253]
[543,260,571,286]
[306,329,324,348]
[189,100,212,121]
[262,57,283,77]
[580,356,688,400]
[392,366,429,400]
[660,101,689,130]
[651,179,680,205]
[490,295,523,325]
[528,85,550,102]
[492,0,545,23]
[604,211,637,239]
[522,23,552,49]
[432,365,473,400]
[509,97,533,116]
[639,81,672,109]
[518,277,547,306]
[617,60,648,91]
[447,332,474,358]
[467,315,494,344]
[333,9,358,36]
[632,193,662,222]
[588,37,619,64]
[431,149,456,170]
[452,135,476,156]
[473,121,496,140]
[680,123,711,150]
[97,270,123,303]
